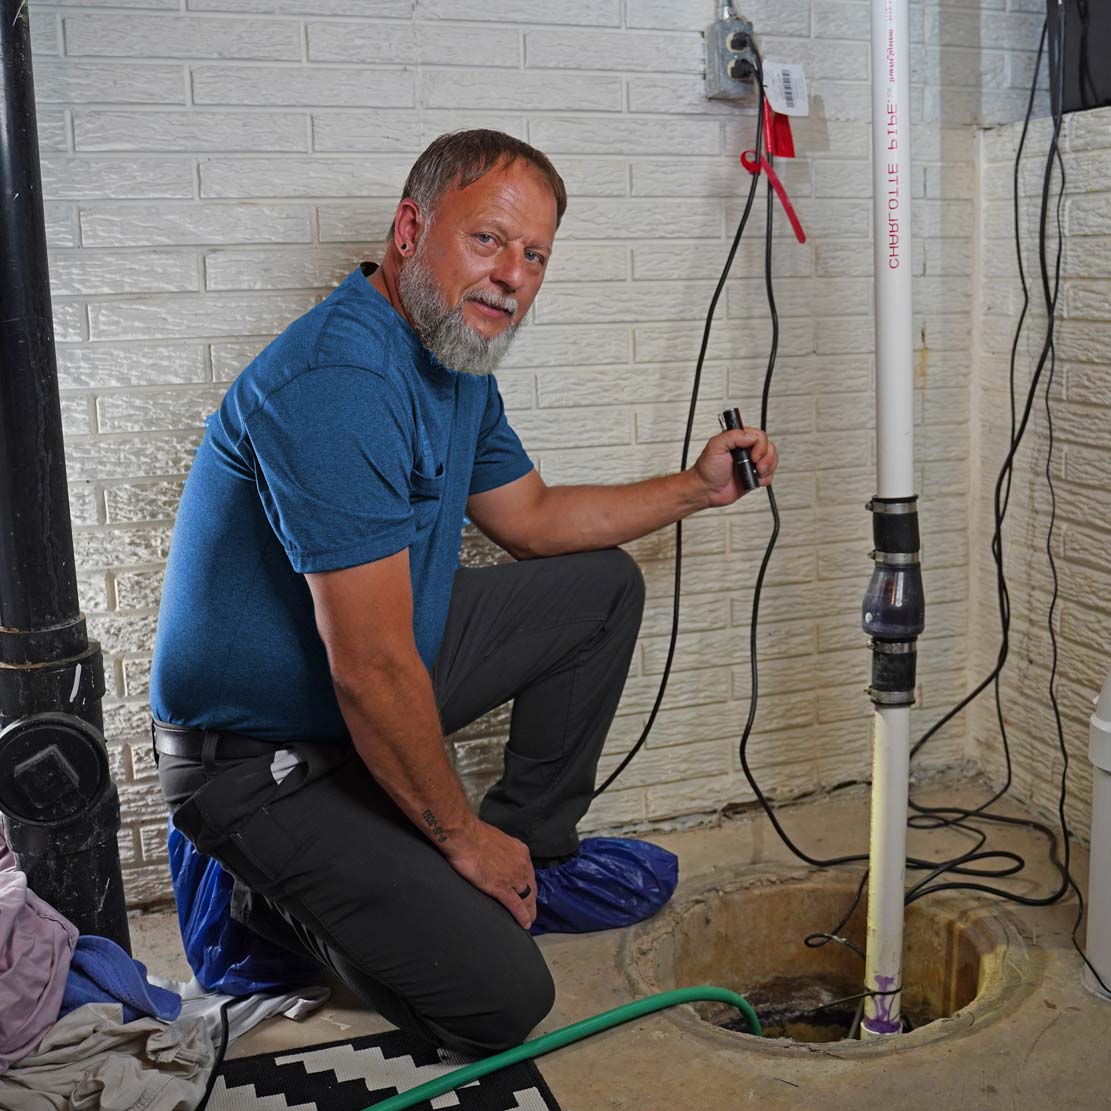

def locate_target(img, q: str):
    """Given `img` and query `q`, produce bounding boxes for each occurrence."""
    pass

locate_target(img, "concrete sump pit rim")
[622,866,1038,1055]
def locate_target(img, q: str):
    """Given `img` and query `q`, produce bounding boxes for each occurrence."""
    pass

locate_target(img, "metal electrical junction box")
[705,11,757,101]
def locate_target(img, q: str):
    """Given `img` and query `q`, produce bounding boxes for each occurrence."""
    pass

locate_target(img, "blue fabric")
[61,936,182,1024]
[167,819,321,996]
[530,837,679,935]
[150,266,534,741]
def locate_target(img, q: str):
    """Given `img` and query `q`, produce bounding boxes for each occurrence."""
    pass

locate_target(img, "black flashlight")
[720,407,760,493]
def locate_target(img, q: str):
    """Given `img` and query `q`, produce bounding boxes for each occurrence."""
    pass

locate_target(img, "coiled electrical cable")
[732,86,1028,900]
[592,20,1108,995]
[595,50,1028,887]
[900,13,1074,910]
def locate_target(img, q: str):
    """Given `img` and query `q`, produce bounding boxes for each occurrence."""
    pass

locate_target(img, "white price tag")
[763,62,809,117]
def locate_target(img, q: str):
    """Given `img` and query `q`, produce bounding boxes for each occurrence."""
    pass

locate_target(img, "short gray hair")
[392,129,567,234]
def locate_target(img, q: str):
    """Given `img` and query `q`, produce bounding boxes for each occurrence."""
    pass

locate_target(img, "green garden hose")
[360,986,761,1111]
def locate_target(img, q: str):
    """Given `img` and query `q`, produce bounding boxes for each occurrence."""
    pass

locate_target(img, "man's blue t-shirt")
[149,265,534,742]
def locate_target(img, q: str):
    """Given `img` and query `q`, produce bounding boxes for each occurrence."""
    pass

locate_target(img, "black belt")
[151,719,281,761]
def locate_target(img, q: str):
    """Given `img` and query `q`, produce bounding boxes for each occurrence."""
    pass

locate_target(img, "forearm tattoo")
[421,809,448,844]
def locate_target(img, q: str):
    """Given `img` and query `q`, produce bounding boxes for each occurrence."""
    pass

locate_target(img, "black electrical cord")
[906,19,1049,791]
[809,984,901,1016]
[591,50,1018,888]
[804,869,868,959]
[743,15,1073,926]
[733,25,1106,998]
[891,26,1059,911]
[1041,6,1111,996]
[901,11,1073,910]
[751,30,1091,1020]
[195,998,233,1111]
[734,147,1028,893]
[588,53,1029,897]
[594,18,1110,997]
[592,63,769,798]
[859,11,1108,996]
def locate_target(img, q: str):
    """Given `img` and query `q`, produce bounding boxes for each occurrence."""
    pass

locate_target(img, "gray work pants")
[157,548,645,1054]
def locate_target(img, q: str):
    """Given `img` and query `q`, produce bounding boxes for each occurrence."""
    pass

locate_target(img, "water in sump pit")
[715,977,921,1043]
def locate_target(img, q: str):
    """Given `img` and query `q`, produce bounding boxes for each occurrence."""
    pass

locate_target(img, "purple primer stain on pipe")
[862,974,902,1035]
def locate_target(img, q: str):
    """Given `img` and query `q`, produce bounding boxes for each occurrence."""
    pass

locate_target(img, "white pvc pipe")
[862,706,911,1034]
[870,0,914,499]
[1085,671,1111,1000]
[861,0,915,1038]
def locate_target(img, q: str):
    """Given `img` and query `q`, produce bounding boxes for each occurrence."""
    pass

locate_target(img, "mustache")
[463,289,518,315]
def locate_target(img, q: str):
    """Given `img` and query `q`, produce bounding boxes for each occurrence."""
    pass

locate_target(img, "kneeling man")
[151,130,778,1054]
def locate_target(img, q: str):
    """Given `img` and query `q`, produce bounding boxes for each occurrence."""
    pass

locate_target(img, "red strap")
[740,149,807,244]
[762,99,796,159]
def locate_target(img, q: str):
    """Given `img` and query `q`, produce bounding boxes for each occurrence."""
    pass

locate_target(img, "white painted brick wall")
[31,0,1043,907]
[971,105,1111,847]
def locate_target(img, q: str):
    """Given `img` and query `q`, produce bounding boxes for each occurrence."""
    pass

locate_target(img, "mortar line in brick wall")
[88,570,174,590]
[92,485,107,527]
[519,64,705,80]
[80,385,222,402]
[64,203,79,247]
[194,248,205,294]
[46,10,62,56]
[172,56,416,70]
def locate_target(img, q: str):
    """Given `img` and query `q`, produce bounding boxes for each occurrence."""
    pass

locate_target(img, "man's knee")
[437,949,556,1055]
[481,956,556,1052]
[588,547,645,619]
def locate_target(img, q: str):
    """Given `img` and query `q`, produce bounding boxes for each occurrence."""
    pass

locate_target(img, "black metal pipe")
[1,4,79,633]
[0,0,130,952]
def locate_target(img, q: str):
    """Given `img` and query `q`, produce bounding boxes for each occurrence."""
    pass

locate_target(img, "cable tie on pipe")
[866,689,916,706]
[869,550,920,566]
[866,497,918,515]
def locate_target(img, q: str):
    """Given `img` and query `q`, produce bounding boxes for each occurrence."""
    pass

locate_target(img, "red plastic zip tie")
[741,103,806,244]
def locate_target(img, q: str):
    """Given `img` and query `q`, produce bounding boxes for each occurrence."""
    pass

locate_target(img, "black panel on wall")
[1048,0,1111,114]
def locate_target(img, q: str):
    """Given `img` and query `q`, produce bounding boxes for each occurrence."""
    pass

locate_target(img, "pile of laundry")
[0,827,328,1111]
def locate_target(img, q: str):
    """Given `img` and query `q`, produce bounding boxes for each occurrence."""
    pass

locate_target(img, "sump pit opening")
[625,868,1033,1053]
[716,977,871,1042]
[714,975,924,1042]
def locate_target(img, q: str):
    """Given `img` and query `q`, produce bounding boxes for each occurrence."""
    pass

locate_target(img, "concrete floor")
[133,778,1111,1110]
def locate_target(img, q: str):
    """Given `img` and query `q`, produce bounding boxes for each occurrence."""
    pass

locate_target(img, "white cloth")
[147,974,331,1047]
[0,1002,215,1111]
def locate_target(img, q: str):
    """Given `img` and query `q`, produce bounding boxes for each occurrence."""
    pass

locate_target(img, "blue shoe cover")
[530,836,678,935]
[168,819,319,995]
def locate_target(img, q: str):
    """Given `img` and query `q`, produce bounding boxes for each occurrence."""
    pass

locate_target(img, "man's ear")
[393,199,424,257]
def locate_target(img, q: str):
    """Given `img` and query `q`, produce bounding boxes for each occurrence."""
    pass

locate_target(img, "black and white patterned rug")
[206,1027,562,1111]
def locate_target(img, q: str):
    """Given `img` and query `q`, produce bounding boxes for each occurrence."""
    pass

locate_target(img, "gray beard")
[397,247,519,376]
